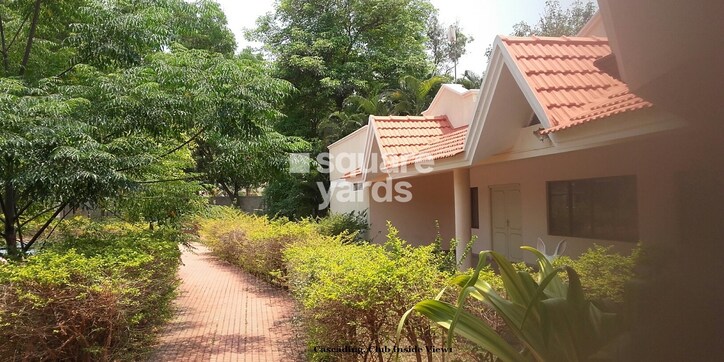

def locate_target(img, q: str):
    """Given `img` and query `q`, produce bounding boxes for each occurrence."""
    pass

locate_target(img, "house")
[327,11,722,267]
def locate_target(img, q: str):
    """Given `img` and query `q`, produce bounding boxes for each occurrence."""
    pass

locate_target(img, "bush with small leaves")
[197,206,318,283]
[0,219,181,361]
[554,244,641,304]
[315,210,369,244]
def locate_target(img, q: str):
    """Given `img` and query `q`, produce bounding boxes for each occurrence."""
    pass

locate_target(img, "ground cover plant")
[0,218,181,361]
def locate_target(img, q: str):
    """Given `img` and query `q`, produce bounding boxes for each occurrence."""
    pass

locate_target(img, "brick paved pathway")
[152,243,304,361]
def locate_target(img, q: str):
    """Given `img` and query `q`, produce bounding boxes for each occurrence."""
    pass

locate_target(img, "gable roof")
[332,34,678,182]
[371,115,467,169]
[501,36,652,134]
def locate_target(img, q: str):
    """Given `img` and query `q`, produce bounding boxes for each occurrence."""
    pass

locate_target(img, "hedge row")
[0,219,181,361]
[197,207,319,284]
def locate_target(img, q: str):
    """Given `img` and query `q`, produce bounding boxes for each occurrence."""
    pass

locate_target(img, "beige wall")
[328,126,369,215]
[328,126,368,181]
[470,128,699,262]
[329,181,368,216]
[366,119,722,265]
[368,172,455,247]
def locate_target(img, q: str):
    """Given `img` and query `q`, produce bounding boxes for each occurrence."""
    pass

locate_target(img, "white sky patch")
[215,0,560,76]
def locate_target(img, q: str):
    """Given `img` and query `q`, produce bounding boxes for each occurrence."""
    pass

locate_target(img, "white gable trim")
[495,37,554,130]
[463,44,504,163]
[577,12,605,37]
[360,116,377,181]
[422,84,477,117]
[463,37,553,164]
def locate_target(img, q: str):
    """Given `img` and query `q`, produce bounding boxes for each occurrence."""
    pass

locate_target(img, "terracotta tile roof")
[501,36,652,133]
[384,125,468,169]
[372,115,467,169]
[541,85,653,134]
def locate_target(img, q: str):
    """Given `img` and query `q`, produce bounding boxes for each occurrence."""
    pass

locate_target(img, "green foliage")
[0,219,181,360]
[285,223,455,361]
[512,0,598,37]
[263,170,327,220]
[431,220,476,274]
[319,83,393,145]
[389,75,447,116]
[197,207,320,283]
[0,0,292,256]
[554,244,641,304]
[456,70,484,90]
[170,0,237,55]
[248,0,436,139]
[319,73,449,145]
[199,130,310,207]
[401,246,622,361]
[315,210,369,244]
[113,147,206,228]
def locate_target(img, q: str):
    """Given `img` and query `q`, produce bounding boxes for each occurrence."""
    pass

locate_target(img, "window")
[547,176,638,241]
[471,187,479,229]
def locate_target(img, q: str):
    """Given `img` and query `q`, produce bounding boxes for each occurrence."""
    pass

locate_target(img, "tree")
[319,84,393,145]
[512,0,597,37]
[248,0,443,217]
[248,0,435,140]
[0,1,289,258]
[485,0,598,59]
[113,147,205,229]
[264,169,328,220]
[197,131,309,208]
[0,0,183,257]
[455,70,484,90]
[170,0,236,55]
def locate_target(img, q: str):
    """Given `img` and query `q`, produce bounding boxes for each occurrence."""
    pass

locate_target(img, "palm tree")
[320,84,393,145]
[388,75,446,116]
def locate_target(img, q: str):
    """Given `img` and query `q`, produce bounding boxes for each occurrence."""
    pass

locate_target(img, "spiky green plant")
[398,246,622,361]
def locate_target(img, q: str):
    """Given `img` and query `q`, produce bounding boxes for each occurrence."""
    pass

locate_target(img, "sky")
[214,0,555,76]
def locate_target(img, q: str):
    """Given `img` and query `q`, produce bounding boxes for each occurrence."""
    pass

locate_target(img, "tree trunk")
[3,182,17,257]
[19,0,42,76]
[235,192,243,209]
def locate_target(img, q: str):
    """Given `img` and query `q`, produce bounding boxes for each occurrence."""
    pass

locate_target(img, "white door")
[491,185,523,261]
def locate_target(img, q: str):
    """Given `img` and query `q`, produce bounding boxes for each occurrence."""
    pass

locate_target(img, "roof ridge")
[501,35,609,44]
[371,115,448,121]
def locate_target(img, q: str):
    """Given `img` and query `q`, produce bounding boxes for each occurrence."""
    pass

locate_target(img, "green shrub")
[197,206,319,283]
[0,220,181,361]
[315,210,369,244]
[554,244,641,303]
[285,223,478,361]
